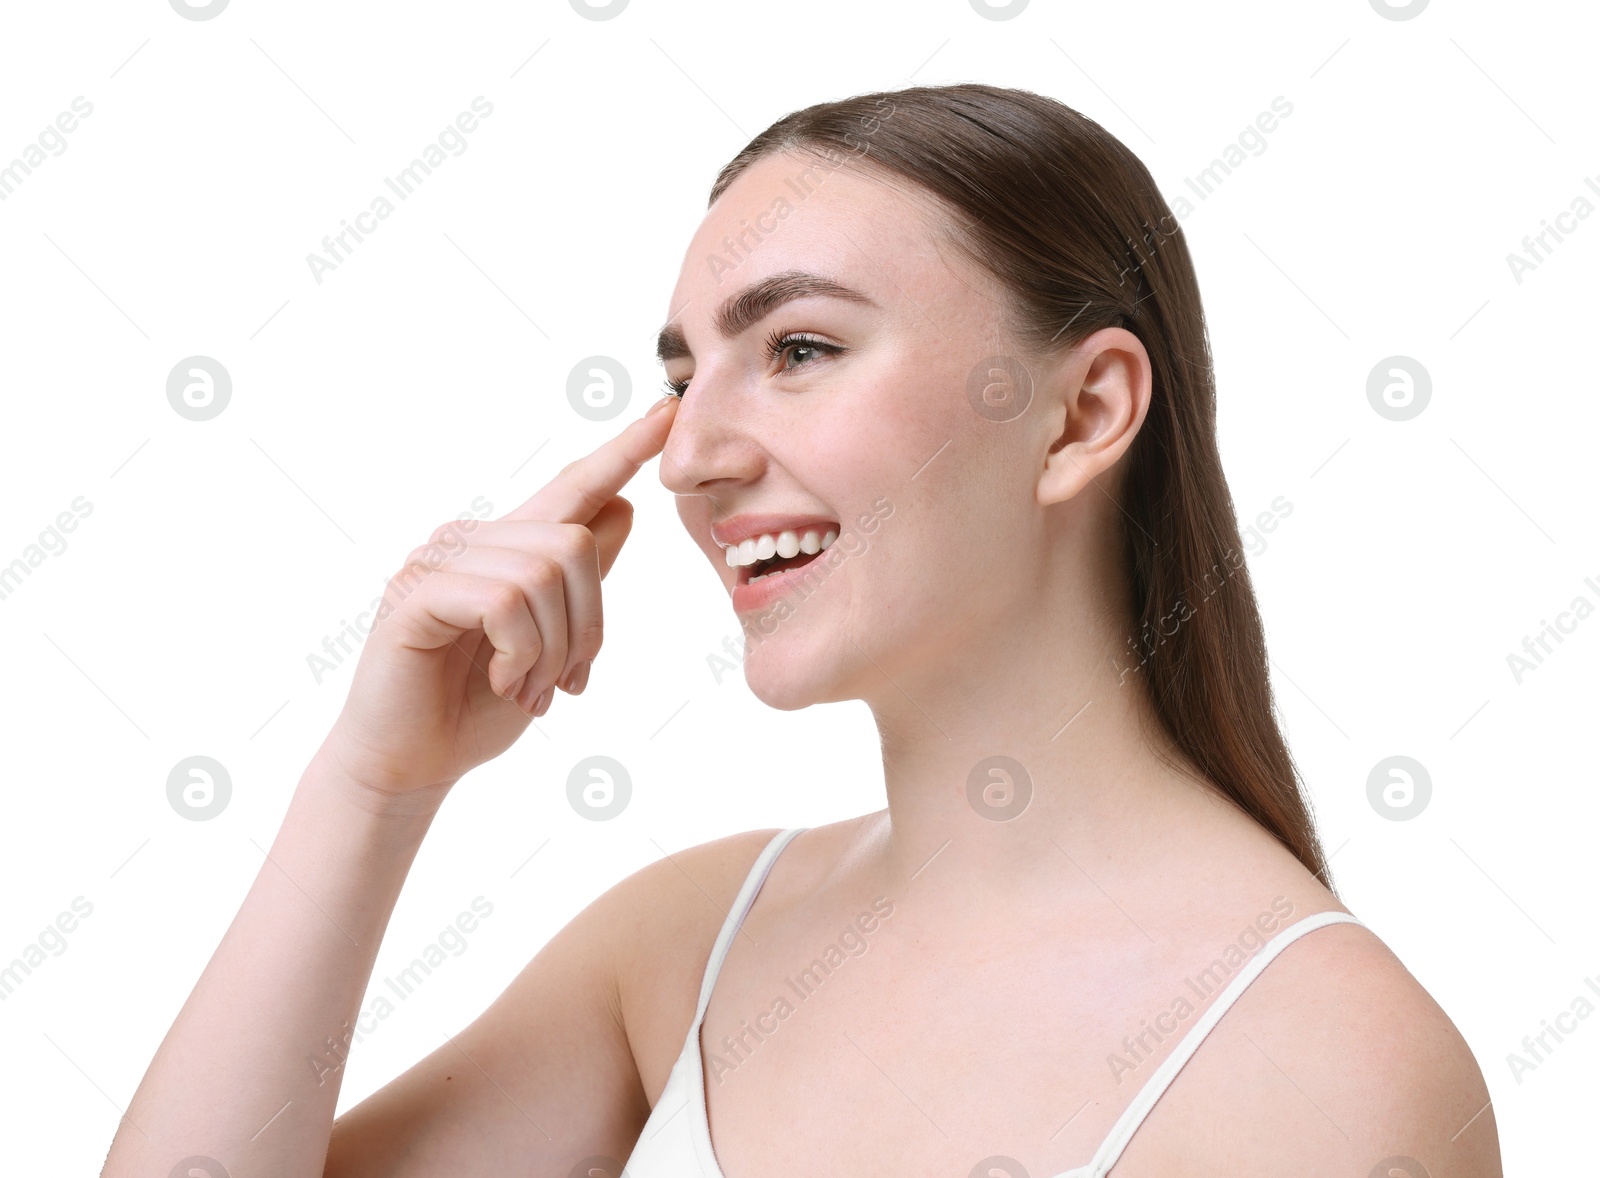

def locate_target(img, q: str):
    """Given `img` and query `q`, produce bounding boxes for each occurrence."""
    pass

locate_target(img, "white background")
[0,0,1594,1173]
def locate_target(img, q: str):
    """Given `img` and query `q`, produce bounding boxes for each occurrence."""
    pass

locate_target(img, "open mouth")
[739,546,824,585]
[732,525,839,587]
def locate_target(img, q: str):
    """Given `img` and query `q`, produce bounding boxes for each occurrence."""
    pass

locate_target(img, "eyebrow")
[655,269,878,364]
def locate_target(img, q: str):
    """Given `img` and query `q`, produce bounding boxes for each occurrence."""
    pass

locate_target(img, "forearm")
[102,750,446,1178]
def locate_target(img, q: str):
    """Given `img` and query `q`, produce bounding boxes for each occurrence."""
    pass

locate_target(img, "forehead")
[697,149,941,256]
[663,149,990,340]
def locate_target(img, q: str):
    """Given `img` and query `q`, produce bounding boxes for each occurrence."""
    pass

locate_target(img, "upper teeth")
[724,527,837,568]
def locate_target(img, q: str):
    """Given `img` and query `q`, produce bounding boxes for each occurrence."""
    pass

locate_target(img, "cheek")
[848,544,973,660]
[675,498,722,566]
[876,481,1009,605]
[675,495,707,532]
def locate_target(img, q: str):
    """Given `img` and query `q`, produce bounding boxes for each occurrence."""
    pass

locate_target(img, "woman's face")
[656,149,1091,713]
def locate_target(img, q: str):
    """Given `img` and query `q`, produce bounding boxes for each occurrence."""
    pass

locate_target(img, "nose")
[655,362,766,500]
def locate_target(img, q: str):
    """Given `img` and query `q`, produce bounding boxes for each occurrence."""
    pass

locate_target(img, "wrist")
[300,742,457,825]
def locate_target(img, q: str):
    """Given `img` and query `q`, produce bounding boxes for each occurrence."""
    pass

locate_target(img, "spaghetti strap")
[622,826,808,1178]
[621,853,1360,1178]
[1064,909,1366,1178]
[689,828,809,1029]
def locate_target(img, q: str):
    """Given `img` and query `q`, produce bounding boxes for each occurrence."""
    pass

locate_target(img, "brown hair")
[708,83,1333,891]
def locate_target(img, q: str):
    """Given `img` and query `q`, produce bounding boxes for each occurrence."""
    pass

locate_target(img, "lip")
[710,513,839,552]
[730,545,831,613]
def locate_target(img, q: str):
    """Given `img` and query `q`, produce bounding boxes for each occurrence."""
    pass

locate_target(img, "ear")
[1036,327,1152,507]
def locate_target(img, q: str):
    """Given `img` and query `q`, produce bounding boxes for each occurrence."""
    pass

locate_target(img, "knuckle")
[560,524,596,562]
[486,581,526,617]
[574,617,606,656]
[521,624,546,659]
[387,561,429,596]
[527,557,565,591]
[428,518,467,548]
[509,551,548,587]
[562,483,603,520]
[404,540,448,571]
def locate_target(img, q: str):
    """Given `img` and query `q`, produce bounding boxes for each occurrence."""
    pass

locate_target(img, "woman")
[102,84,1500,1177]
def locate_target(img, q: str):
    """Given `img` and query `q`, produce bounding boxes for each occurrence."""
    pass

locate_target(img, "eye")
[764,329,842,374]
[658,330,843,399]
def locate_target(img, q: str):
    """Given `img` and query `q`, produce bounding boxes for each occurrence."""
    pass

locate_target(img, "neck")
[855,574,1222,917]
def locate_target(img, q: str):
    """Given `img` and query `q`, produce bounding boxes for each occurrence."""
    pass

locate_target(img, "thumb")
[589,496,635,580]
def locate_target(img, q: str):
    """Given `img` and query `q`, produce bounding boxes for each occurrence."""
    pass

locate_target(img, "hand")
[318,396,679,807]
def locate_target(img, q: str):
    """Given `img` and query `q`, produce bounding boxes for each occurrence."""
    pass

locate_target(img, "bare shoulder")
[1261,921,1501,1171]
[1126,913,1503,1177]
[321,825,795,1176]
[602,825,789,1102]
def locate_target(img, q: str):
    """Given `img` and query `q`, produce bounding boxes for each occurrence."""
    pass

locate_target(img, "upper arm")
[323,879,646,1177]
[1321,933,1503,1177]
[323,827,784,1177]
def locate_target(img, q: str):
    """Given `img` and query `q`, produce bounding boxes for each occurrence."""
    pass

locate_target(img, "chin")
[739,634,850,711]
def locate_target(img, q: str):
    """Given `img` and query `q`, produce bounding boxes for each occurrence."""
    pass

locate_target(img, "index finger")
[500,395,678,525]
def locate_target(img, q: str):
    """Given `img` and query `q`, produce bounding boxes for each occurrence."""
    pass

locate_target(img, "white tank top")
[621,827,1364,1177]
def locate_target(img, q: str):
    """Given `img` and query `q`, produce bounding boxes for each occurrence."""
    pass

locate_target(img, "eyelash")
[661,331,842,398]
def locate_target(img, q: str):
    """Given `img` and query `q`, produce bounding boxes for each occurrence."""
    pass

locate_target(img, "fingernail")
[533,686,554,717]
[647,394,677,416]
[570,660,591,694]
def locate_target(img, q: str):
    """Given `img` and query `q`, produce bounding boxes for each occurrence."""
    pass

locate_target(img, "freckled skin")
[658,151,1143,722]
